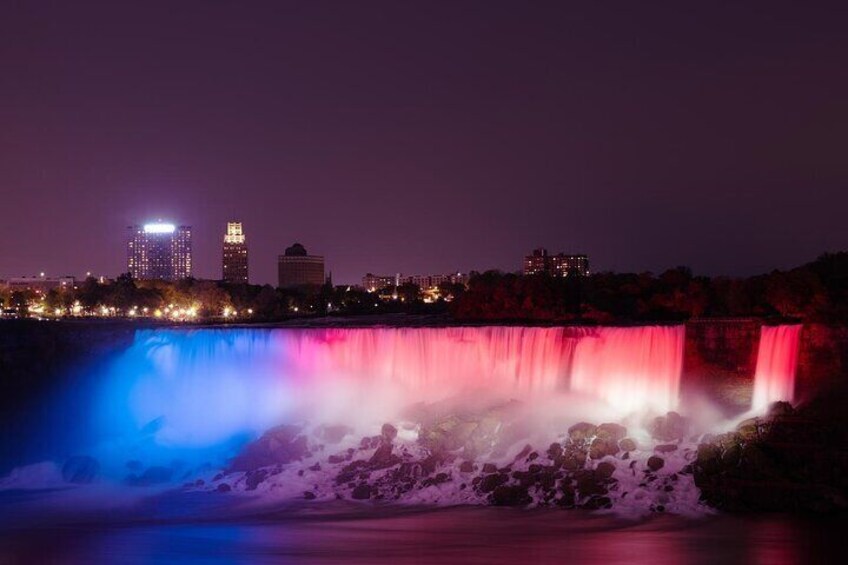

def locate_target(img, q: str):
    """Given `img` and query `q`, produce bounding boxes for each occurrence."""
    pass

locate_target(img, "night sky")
[1,1,846,285]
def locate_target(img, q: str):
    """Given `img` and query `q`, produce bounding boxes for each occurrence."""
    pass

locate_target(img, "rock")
[596,423,627,442]
[695,443,722,475]
[735,418,760,440]
[738,444,775,479]
[562,452,586,471]
[230,425,309,471]
[568,422,597,441]
[547,442,563,460]
[482,463,498,474]
[61,456,99,484]
[328,454,347,464]
[619,438,637,452]
[245,469,269,490]
[557,485,576,507]
[649,412,688,442]
[574,469,607,497]
[418,415,479,453]
[589,438,619,459]
[351,484,372,500]
[319,424,352,444]
[304,491,316,500]
[479,473,508,493]
[581,496,612,510]
[216,483,231,492]
[335,460,370,484]
[647,456,665,472]
[369,443,400,469]
[595,461,616,480]
[767,401,794,418]
[459,461,474,473]
[491,485,531,506]
[655,444,678,453]
[721,443,741,467]
[381,423,398,442]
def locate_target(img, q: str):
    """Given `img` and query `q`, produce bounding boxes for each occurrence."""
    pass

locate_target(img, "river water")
[0,491,843,564]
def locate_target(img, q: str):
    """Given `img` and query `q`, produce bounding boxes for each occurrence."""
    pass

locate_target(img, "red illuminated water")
[751,325,802,412]
[569,326,684,413]
[279,326,684,411]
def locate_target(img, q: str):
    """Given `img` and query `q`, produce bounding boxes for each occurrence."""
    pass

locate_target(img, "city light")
[143,222,176,234]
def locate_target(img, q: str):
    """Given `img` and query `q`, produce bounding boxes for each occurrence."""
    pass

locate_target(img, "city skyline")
[2,3,847,285]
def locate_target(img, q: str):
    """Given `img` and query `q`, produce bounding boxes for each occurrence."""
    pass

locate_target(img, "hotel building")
[127,222,192,281]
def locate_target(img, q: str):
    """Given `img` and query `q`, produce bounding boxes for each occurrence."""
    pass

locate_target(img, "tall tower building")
[222,221,249,283]
[277,243,325,288]
[127,222,192,281]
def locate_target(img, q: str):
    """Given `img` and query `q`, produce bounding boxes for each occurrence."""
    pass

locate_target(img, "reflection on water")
[0,493,842,564]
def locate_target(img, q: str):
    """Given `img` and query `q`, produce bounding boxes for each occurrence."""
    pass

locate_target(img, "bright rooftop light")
[144,223,176,234]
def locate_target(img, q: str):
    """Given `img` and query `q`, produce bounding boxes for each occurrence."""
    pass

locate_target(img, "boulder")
[589,438,618,459]
[381,423,398,443]
[581,496,613,510]
[695,443,723,475]
[568,422,597,441]
[619,438,637,452]
[245,469,268,491]
[351,484,372,500]
[369,443,401,469]
[574,469,607,497]
[319,424,353,444]
[735,418,760,440]
[547,442,564,460]
[230,425,309,471]
[595,461,616,480]
[62,455,99,484]
[767,401,794,418]
[646,456,665,472]
[649,412,688,442]
[479,473,508,493]
[491,485,531,506]
[596,423,627,442]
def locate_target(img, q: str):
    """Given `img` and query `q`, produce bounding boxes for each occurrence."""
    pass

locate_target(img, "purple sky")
[1,1,847,285]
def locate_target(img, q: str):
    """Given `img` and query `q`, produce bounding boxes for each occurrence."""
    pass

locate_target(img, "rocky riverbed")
[172,402,708,517]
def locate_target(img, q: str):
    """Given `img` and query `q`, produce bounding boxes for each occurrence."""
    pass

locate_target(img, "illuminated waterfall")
[96,326,686,453]
[569,326,685,414]
[751,325,802,412]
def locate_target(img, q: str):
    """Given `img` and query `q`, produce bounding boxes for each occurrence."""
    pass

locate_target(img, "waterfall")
[93,326,686,453]
[751,325,802,412]
[569,326,685,414]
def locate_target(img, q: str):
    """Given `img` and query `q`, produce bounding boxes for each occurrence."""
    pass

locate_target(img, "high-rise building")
[277,243,325,288]
[524,248,589,277]
[222,221,249,283]
[362,273,400,292]
[127,222,192,281]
